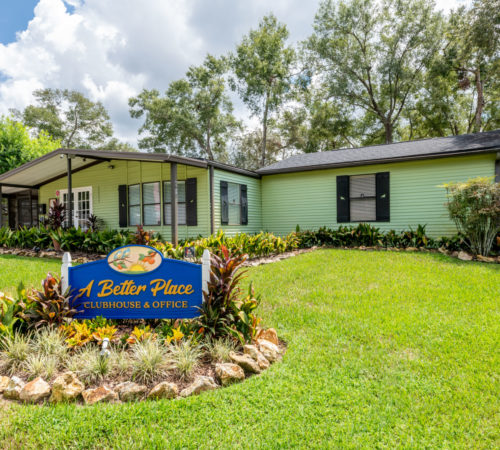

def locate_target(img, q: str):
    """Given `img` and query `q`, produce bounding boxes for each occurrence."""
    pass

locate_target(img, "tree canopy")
[13,89,115,149]
[129,55,239,160]
[0,116,60,175]
[231,14,296,166]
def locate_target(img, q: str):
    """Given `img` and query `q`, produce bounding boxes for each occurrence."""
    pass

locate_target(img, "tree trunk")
[473,68,484,133]
[384,121,393,144]
[206,123,214,161]
[261,91,270,168]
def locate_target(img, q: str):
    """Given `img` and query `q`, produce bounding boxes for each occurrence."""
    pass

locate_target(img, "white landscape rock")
[0,376,10,394]
[229,351,261,374]
[19,377,51,403]
[3,376,25,400]
[82,386,118,405]
[50,372,84,403]
[458,251,473,261]
[148,381,178,400]
[116,382,148,402]
[257,339,281,363]
[215,363,245,386]
[243,344,270,370]
[179,376,218,398]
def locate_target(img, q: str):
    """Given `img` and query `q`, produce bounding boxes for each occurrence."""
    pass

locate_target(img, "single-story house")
[0,130,499,241]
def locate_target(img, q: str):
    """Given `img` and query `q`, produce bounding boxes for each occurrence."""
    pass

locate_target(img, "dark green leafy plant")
[443,177,500,255]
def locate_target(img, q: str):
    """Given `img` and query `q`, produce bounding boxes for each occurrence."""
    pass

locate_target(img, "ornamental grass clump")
[68,347,110,384]
[0,332,31,375]
[22,353,58,380]
[205,337,238,363]
[168,340,202,380]
[443,177,500,256]
[130,338,170,384]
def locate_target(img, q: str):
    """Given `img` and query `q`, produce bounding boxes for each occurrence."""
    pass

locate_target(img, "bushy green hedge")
[0,223,485,258]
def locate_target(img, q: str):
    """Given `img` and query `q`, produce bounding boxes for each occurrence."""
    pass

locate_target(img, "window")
[337,172,389,223]
[228,182,241,225]
[142,182,161,226]
[220,181,248,225]
[163,181,186,225]
[128,184,141,226]
[349,174,376,221]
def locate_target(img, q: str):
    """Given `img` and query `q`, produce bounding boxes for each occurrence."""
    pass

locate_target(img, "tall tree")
[129,55,239,160]
[307,0,443,144]
[13,89,113,148]
[444,0,500,132]
[0,116,60,174]
[231,14,296,167]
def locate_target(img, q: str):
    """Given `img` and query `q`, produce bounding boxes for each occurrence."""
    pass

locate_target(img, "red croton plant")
[196,246,261,344]
[21,273,77,328]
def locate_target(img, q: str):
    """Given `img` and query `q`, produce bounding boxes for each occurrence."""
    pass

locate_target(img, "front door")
[61,187,93,230]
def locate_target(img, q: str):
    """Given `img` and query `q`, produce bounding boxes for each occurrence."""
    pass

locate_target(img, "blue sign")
[68,245,202,320]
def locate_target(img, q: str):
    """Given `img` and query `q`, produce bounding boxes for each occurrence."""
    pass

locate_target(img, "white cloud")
[0,0,465,146]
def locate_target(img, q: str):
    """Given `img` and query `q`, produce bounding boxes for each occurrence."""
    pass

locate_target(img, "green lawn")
[0,255,61,295]
[1,250,499,448]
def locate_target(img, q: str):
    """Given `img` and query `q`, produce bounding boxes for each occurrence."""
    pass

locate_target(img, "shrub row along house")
[0,130,499,242]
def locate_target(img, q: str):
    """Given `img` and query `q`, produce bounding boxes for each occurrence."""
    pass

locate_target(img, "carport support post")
[67,155,73,228]
[170,162,178,245]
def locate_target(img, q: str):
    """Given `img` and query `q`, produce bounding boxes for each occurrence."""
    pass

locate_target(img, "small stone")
[257,339,280,363]
[257,328,279,346]
[476,255,496,263]
[82,386,118,405]
[406,247,418,252]
[215,363,245,386]
[438,247,449,255]
[20,377,51,403]
[148,381,178,400]
[50,372,84,403]
[229,351,261,374]
[0,376,10,394]
[3,376,25,400]
[458,251,473,261]
[179,376,218,397]
[116,382,147,402]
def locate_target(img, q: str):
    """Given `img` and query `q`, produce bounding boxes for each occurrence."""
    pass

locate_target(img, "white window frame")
[59,186,93,230]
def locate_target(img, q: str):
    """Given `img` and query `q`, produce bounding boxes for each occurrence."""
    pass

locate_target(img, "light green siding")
[39,160,211,241]
[261,154,497,238]
[213,169,262,236]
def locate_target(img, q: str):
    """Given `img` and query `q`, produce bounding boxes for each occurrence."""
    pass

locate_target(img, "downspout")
[209,164,214,235]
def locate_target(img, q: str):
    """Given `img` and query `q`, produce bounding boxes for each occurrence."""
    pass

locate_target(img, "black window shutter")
[220,181,228,225]
[376,172,390,222]
[185,178,197,226]
[118,185,127,227]
[240,184,248,225]
[336,176,350,222]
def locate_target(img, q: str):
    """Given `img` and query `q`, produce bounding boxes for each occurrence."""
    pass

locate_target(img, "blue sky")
[0,1,39,44]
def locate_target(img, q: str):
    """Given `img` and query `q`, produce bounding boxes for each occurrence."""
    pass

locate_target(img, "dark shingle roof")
[257,130,500,174]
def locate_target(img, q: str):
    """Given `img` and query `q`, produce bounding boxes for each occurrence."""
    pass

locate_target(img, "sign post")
[65,245,209,320]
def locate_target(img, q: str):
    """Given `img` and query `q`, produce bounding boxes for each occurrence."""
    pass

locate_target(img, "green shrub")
[22,353,58,380]
[68,347,110,383]
[443,177,500,256]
